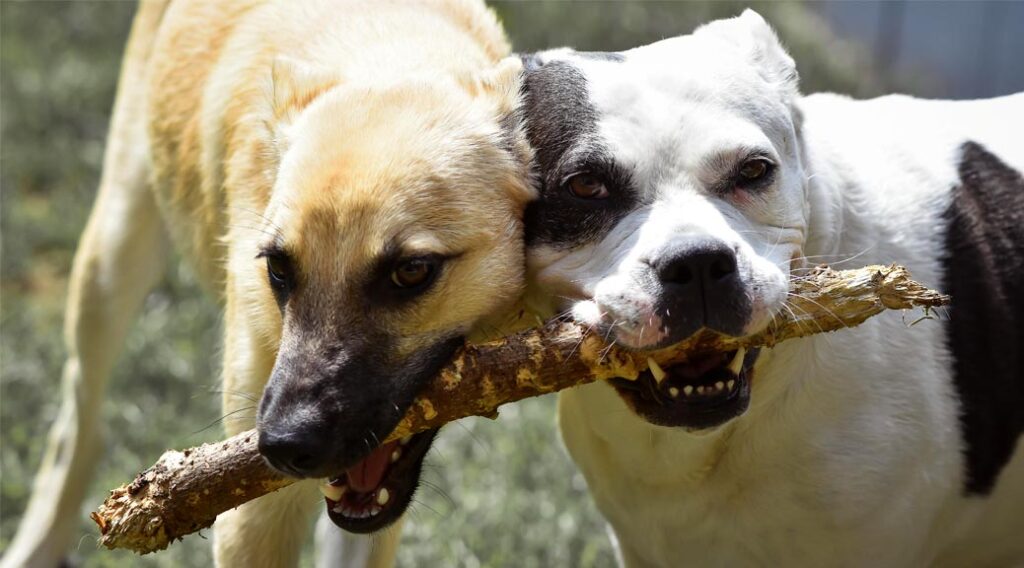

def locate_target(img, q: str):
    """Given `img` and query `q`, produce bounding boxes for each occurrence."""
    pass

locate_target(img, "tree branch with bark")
[91,264,949,554]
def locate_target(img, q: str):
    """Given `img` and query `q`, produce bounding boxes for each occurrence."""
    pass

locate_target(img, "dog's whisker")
[206,388,259,403]
[191,406,257,436]
[418,479,457,511]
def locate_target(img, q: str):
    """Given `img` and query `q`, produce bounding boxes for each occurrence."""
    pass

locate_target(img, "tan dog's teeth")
[684,385,694,396]
[669,386,680,398]
[648,357,667,384]
[727,380,736,391]
[390,449,402,463]
[728,347,746,375]
[377,488,390,505]
[697,386,706,394]
[320,483,345,502]
[400,435,412,445]
[715,381,725,391]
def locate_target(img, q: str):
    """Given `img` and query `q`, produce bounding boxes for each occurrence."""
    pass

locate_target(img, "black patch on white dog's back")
[520,58,637,249]
[942,141,1024,495]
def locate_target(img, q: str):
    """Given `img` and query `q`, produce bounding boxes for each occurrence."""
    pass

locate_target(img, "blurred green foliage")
[0,2,894,566]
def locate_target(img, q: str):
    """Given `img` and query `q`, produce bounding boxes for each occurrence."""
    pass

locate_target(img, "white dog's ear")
[700,9,799,96]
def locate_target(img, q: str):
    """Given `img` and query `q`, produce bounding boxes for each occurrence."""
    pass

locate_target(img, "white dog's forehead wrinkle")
[583,40,798,173]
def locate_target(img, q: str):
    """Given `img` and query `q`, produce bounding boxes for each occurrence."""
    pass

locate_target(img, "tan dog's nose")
[258,427,330,478]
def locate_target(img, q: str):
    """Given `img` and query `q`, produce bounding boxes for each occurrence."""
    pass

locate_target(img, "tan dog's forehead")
[267,80,518,294]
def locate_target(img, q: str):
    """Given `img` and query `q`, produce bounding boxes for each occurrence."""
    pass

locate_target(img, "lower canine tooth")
[320,483,345,502]
[728,347,746,375]
[377,487,390,505]
[647,357,667,384]
[401,435,413,445]
[668,386,679,397]
[390,449,401,463]
[727,379,736,391]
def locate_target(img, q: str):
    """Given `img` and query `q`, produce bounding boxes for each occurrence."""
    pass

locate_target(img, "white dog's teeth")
[727,379,736,391]
[320,483,346,502]
[715,381,725,391]
[370,507,381,516]
[683,385,694,396]
[648,357,667,384]
[400,435,412,445]
[377,487,390,506]
[696,386,706,395]
[668,386,680,398]
[390,449,402,463]
[728,347,746,375]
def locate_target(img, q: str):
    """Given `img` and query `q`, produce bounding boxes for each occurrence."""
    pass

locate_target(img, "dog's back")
[797,92,1024,565]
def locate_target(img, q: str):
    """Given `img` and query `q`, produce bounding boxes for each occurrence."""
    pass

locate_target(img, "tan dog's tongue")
[345,440,399,492]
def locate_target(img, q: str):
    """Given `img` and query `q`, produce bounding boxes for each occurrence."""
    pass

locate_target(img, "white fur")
[531,11,1024,567]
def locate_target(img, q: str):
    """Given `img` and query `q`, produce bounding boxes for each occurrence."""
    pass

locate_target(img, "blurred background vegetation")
[3,1,1013,566]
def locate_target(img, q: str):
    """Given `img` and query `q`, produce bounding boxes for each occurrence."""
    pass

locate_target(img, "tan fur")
[2,2,531,567]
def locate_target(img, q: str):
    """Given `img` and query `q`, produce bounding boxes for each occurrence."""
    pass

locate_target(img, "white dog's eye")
[738,158,772,183]
[567,173,610,199]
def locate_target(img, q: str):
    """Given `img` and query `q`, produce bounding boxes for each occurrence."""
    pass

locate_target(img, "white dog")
[519,11,1023,566]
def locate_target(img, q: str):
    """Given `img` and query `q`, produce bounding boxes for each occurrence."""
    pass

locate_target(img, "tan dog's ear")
[265,56,341,157]
[456,56,536,205]
[270,56,340,124]
[461,56,523,114]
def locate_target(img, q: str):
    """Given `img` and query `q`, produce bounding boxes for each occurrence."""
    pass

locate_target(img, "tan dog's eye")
[391,257,438,289]
[567,173,610,199]
[266,255,288,282]
[738,158,772,182]
[259,250,294,304]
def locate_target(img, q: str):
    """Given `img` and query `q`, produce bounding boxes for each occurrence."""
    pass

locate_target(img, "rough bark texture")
[92,264,949,554]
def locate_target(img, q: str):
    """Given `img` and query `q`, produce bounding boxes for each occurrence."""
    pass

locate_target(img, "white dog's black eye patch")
[520,57,637,248]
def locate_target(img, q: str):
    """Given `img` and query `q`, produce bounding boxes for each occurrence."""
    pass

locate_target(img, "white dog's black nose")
[650,239,750,341]
[258,428,329,478]
[657,241,738,288]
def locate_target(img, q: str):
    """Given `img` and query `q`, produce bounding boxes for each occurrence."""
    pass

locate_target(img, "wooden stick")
[91,264,948,553]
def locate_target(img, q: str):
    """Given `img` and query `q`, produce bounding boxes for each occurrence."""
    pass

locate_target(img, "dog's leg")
[1,75,167,568]
[1,5,171,566]
[316,513,372,567]
[315,513,405,568]
[212,296,321,567]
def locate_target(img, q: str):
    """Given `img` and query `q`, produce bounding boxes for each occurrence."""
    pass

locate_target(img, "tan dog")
[2,1,532,566]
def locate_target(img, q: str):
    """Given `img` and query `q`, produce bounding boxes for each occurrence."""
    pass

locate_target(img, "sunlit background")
[2,2,1021,566]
